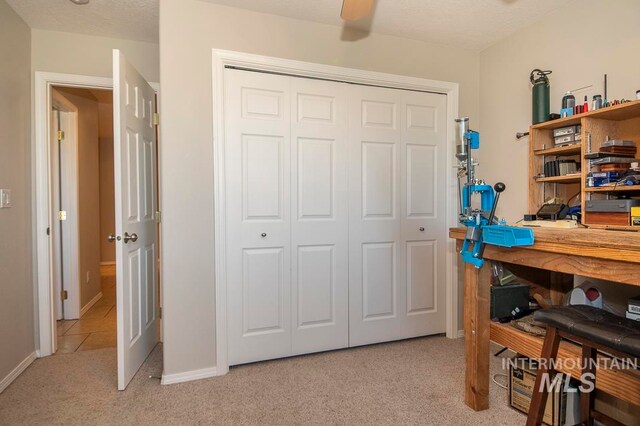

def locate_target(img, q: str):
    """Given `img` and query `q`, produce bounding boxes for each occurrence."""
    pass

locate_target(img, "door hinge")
[58,210,67,221]
[159,307,162,319]
[57,130,64,141]
[155,211,162,223]
[61,290,68,301]
[46,227,50,236]
[153,113,159,126]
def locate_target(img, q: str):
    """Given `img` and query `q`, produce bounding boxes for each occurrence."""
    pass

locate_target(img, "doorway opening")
[51,86,118,354]
[37,54,161,390]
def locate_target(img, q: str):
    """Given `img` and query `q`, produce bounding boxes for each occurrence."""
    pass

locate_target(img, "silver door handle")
[123,232,138,243]
[419,227,425,232]
[108,233,120,242]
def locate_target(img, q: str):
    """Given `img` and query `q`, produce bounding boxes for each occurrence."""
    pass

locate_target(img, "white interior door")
[225,69,351,365]
[50,97,81,321]
[290,77,349,355]
[348,85,447,346]
[348,85,404,345]
[399,90,447,337]
[225,69,293,365]
[113,49,159,390]
[224,68,448,365]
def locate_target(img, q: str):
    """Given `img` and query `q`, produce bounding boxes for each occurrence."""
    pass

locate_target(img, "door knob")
[261,233,267,238]
[123,232,138,243]
[419,227,425,232]
[108,233,120,242]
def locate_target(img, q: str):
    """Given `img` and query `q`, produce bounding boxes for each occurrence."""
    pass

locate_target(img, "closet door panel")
[291,78,349,355]
[225,69,292,365]
[400,91,448,337]
[349,85,404,346]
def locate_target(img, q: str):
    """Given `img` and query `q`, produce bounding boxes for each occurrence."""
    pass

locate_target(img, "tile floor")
[55,264,117,354]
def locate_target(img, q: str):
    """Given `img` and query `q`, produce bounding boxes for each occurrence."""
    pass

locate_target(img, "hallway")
[55,265,116,353]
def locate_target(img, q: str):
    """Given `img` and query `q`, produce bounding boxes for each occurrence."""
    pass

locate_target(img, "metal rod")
[466,136,472,215]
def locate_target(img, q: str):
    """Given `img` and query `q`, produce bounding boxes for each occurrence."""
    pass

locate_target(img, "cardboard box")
[509,357,580,425]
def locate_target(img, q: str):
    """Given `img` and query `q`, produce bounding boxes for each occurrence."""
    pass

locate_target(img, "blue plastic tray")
[482,225,534,248]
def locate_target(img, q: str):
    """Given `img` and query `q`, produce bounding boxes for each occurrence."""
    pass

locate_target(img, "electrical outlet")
[86,271,90,284]
[0,189,11,208]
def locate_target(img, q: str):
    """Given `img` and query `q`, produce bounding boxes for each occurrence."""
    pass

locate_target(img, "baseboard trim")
[80,292,103,317]
[100,261,116,266]
[457,329,465,338]
[161,366,218,385]
[0,351,36,394]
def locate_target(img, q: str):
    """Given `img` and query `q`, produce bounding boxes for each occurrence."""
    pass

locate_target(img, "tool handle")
[488,182,505,224]
[477,182,506,262]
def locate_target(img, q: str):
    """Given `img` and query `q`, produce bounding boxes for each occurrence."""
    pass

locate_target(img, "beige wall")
[0,0,34,385]
[31,29,159,82]
[160,0,480,376]
[97,97,115,264]
[54,88,102,309]
[479,0,640,222]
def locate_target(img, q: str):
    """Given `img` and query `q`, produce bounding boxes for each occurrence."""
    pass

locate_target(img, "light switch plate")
[0,189,11,208]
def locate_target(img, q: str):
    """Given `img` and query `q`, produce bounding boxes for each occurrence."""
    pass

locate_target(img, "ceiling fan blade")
[341,0,373,21]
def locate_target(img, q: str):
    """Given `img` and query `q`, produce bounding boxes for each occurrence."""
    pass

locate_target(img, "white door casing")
[212,49,460,376]
[113,49,159,390]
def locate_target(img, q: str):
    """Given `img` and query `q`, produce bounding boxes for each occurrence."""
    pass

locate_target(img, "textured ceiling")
[6,0,571,50]
[6,0,158,43]
[201,0,572,50]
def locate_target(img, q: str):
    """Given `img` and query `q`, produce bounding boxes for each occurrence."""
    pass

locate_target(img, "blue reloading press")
[455,117,534,268]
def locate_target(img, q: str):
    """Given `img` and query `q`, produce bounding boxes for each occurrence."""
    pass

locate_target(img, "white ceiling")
[6,0,571,50]
[6,0,159,44]
[202,0,572,50]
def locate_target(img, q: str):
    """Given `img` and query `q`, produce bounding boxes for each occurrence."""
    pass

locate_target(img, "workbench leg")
[464,261,491,411]
[549,272,573,306]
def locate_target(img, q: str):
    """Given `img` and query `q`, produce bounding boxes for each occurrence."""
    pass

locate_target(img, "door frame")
[34,72,160,357]
[212,49,460,375]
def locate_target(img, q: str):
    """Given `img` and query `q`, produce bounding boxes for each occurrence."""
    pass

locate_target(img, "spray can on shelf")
[530,69,551,124]
[592,95,603,110]
[562,91,576,109]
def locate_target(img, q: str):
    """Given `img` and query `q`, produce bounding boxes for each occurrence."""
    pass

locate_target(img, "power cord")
[492,373,508,390]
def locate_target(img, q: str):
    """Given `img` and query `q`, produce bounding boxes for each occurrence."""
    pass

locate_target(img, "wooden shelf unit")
[528,100,640,229]
[491,322,640,407]
[533,144,581,156]
[534,175,581,184]
[585,186,640,193]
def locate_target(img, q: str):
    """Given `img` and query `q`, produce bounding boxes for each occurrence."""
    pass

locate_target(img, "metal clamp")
[123,232,138,243]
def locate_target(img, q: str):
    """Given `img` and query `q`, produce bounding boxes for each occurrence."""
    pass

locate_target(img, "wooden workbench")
[450,226,640,411]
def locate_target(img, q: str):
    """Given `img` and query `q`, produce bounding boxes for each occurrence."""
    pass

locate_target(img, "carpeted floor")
[0,336,525,425]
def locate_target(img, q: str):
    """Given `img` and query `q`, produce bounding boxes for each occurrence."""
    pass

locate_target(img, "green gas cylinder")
[530,69,551,124]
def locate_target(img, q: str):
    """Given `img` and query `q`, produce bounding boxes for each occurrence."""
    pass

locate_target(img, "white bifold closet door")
[225,69,349,365]
[348,85,447,346]
[224,68,447,366]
